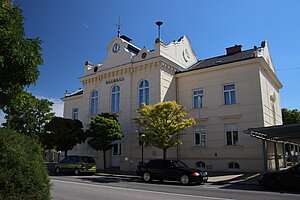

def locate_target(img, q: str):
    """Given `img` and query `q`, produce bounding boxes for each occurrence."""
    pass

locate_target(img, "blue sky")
[1,0,299,123]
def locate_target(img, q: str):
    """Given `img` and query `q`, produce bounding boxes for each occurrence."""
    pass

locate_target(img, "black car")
[136,159,208,185]
[258,163,300,190]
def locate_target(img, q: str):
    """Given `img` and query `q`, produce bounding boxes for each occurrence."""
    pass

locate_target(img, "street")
[51,175,300,200]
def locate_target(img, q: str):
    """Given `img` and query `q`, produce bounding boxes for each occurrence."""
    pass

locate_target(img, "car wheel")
[55,167,60,174]
[180,174,190,185]
[74,168,80,176]
[265,178,280,190]
[143,172,152,182]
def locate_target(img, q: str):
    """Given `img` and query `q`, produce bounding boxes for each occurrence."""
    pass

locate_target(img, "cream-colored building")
[62,34,283,172]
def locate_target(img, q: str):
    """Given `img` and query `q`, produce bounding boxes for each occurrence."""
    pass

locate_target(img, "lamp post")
[141,134,145,165]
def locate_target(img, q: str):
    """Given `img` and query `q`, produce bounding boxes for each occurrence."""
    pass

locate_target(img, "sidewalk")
[95,169,261,186]
[47,163,260,186]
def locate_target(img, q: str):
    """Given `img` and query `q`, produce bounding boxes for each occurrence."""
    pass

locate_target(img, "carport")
[245,124,300,172]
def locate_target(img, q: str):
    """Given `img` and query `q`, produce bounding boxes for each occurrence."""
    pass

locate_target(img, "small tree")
[0,129,51,200]
[43,117,86,157]
[2,91,55,137]
[135,101,196,160]
[87,113,123,170]
[282,108,300,125]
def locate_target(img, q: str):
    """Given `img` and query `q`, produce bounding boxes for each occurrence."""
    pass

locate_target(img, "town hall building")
[62,28,283,172]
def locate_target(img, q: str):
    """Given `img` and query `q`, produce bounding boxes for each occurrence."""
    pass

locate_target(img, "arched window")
[196,161,206,168]
[90,90,98,115]
[111,85,120,112]
[138,80,149,108]
[228,162,240,169]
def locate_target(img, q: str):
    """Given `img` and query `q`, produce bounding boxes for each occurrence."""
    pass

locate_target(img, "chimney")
[226,45,242,55]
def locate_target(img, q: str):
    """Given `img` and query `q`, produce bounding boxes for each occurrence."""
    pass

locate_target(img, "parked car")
[136,159,208,185]
[258,163,300,190]
[55,155,97,175]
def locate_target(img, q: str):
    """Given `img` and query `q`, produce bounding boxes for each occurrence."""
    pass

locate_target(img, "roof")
[64,88,83,98]
[186,48,257,72]
[245,124,300,144]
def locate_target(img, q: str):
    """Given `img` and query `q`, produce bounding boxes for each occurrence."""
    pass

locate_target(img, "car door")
[164,161,182,181]
[67,156,77,172]
[148,160,167,180]
[59,157,71,173]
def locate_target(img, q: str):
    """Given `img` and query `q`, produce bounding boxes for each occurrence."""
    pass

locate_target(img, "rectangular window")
[113,144,119,155]
[226,124,238,145]
[224,84,236,105]
[194,126,205,147]
[193,90,204,109]
[72,108,78,120]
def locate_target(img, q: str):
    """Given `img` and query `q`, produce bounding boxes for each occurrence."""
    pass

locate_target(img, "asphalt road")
[51,175,300,200]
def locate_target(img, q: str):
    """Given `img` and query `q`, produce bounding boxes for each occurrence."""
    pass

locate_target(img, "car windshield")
[83,157,95,163]
[172,160,189,168]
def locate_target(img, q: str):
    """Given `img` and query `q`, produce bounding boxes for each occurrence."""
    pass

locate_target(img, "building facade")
[62,35,283,172]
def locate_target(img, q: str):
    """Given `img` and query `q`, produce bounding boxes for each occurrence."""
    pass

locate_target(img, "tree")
[135,101,196,160]
[87,113,123,170]
[2,91,55,138]
[0,129,51,200]
[43,117,86,157]
[282,108,300,125]
[0,2,43,108]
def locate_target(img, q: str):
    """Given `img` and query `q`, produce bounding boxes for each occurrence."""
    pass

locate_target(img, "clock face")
[112,43,120,53]
[141,52,147,59]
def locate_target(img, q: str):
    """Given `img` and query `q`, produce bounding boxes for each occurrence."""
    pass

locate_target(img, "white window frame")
[90,90,98,115]
[223,84,236,105]
[225,124,239,146]
[138,80,150,108]
[193,89,204,109]
[111,85,120,112]
[194,126,206,147]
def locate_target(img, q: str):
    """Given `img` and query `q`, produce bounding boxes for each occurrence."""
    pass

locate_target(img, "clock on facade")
[141,52,147,59]
[112,43,121,53]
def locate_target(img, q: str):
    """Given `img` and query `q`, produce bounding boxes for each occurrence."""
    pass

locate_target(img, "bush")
[0,129,51,200]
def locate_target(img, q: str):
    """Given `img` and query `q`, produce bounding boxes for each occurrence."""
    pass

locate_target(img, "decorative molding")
[219,114,242,120]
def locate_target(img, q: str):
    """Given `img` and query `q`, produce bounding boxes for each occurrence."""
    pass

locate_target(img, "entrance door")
[112,142,121,167]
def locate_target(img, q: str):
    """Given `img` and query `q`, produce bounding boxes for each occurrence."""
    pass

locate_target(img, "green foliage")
[43,117,86,157]
[87,113,123,169]
[135,101,196,159]
[0,2,43,108]
[282,108,300,125]
[0,129,51,200]
[2,91,55,137]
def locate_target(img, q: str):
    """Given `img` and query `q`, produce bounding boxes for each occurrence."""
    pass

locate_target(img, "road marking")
[52,179,235,200]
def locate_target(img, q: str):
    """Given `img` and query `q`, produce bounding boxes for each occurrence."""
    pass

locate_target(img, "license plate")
[203,177,208,180]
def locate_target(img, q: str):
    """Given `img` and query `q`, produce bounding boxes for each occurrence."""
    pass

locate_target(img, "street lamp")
[141,134,145,165]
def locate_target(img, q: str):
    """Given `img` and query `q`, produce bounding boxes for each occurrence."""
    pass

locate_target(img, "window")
[228,162,240,169]
[224,84,236,105]
[193,90,204,108]
[113,144,119,155]
[111,85,120,112]
[138,80,149,108]
[90,90,98,115]
[196,161,206,168]
[72,108,78,120]
[226,124,238,145]
[194,126,206,147]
